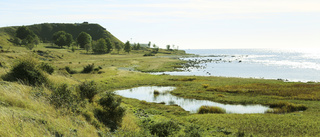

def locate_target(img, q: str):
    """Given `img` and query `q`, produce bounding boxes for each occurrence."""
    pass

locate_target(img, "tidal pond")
[115,86,270,114]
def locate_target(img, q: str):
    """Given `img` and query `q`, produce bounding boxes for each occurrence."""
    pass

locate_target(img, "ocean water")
[160,48,320,82]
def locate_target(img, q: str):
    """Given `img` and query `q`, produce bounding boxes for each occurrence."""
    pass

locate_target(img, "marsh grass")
[153,90,160,95]
[169,77,197,81]
[267,102,307,113]
[197,106,226,114]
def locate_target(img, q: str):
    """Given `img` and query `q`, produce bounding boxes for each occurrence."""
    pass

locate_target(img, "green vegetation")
[77,31,92,49]
[92,38,108,53]
[267,102,307,113]
[1,23,320,136]
[78,80,99,102]
[2,56,49,86]
[154,90,160,95]
[197,106,226,114]
[95,92,125,131]
[38,62,55,75]
[52,31,73,48]
[124,41,131,53]
[81,63,95,73]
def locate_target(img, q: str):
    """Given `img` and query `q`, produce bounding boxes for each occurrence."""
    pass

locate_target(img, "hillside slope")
[0,22,123,46]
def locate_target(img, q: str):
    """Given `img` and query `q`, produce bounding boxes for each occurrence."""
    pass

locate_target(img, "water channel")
[115,86,270,114]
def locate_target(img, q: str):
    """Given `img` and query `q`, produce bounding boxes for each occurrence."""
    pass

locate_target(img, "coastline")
[156,48,320,83]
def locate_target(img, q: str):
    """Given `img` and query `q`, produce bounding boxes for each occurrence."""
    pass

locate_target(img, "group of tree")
[132,43,141,50]
[12,26,40,49]
[52,31,73,48]
[12,26,177,54]
[52,31,92,50]
[92,38,113,53]
[52,31,117,54]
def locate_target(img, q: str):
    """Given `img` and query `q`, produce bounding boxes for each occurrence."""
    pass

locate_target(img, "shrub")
[82,63,94,73]
[38,62,54,74]
[2,57,49,86]
[197,106,226,114]
[94,92,125,131]
[50,83,74,109]
[141,117,180,137]
[65,66,77,74]
[78,80,98,102]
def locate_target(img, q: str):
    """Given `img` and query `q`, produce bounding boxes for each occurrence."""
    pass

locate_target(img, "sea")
[159,48,320,82]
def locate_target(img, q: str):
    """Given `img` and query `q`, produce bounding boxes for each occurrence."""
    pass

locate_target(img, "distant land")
[0,22,123,47]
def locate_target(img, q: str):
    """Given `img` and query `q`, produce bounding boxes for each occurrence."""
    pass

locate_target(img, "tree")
[153,44,156,48]
[137,43,141,50]
[52,31,73,48]
[92,38,107,53]
[15,26,38,47]
[84,44,91,53]
[124,41,131,53]
[78,80,98,102]
[106,38,113,53]
[132,43,137,50]
[77,32,92,49]
[95,92,125,131]
[115,42,122,54]
[166,45,171,50]
[65,33,73,47]
[15,26,35,40]
[148,41,151,48]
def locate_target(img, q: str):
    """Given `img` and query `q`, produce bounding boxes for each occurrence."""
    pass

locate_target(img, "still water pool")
[115,86,270,114]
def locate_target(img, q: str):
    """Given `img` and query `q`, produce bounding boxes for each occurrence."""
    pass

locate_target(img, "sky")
[0,0,320,49]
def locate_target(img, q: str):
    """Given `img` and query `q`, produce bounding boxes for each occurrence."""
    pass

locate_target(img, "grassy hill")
[0,22,123,46]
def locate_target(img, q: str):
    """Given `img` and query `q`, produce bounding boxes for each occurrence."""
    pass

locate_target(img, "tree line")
[11,26,176,54]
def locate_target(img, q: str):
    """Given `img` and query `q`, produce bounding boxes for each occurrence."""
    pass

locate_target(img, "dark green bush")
[141,118,181,137]
[65,66,77,74]
[50,83,74,109]
[38,62,54,74]
[94,92,125,131]
[2,57,49,86]
[78,80,98,102]
[82,63,94,73]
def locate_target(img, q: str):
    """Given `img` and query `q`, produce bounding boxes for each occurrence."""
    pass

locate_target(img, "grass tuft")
[202,84,209,88]
[153,90,160,95]
[197,105,226,114]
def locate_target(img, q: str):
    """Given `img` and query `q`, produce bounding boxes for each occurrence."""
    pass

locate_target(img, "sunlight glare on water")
[156,48,320,82]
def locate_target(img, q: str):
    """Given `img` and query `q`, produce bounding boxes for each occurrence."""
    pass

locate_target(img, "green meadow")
[1,24,320,136]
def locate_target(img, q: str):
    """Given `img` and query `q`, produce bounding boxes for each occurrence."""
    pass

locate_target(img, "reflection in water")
[115,86,270,114]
